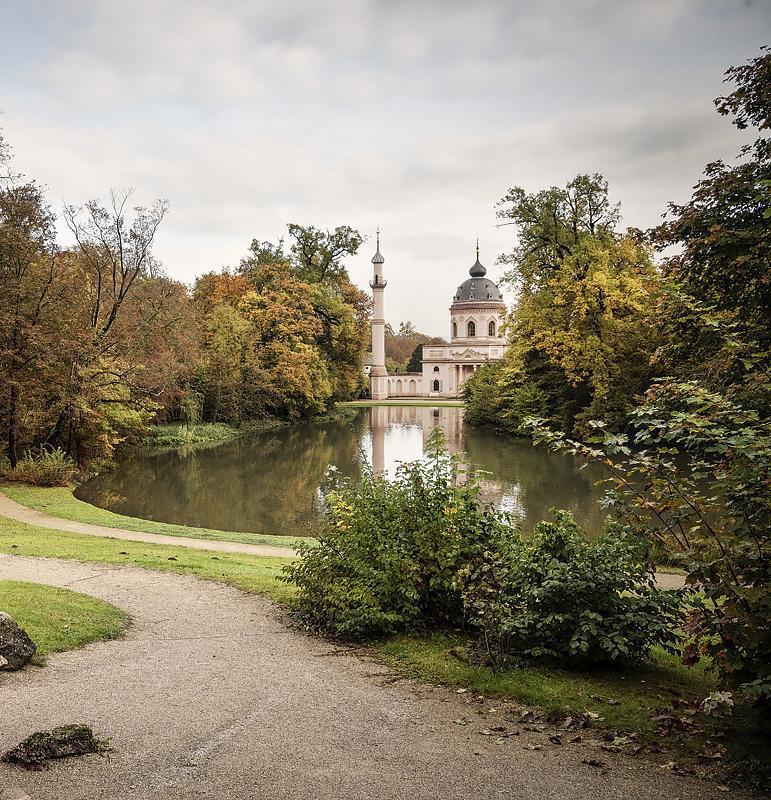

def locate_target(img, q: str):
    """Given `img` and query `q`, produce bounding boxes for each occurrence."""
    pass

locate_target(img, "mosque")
[368,231,508,399]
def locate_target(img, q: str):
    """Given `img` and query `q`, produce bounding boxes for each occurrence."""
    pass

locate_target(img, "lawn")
[0,514,296,604]
[0,579,128,658]
[1,484,312,550]
[379,632,714,738]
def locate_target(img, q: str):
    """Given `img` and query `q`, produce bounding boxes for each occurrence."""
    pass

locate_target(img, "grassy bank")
[379,632,713,737]
[141,422,246,450]
[141,408,359,451]
[1,484,312,550]
[0,515,296,603]
[0,579,128,658]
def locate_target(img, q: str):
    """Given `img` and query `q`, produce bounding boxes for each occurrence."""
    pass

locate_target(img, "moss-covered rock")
[0,611,36,670]
[2,724,109,770]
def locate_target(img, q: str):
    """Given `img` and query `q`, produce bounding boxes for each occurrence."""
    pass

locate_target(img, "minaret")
[369,228,389,400]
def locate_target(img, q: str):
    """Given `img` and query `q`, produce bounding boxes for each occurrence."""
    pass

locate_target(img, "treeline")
[384,321,446,373]
[464,48,770,438]
[192,228,369,422]
[0,139,369,468]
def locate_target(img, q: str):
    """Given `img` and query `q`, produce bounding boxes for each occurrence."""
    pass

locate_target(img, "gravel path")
[0,491,295,558]
[0,555,732,800]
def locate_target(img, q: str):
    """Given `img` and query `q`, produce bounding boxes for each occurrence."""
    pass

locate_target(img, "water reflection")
[76,406,607,536]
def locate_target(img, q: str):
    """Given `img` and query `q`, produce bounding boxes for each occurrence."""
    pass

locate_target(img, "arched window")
[488,320,496,337]
[433,366,439,372]
[452,321,457,338]
[467,320,476,337]
[433,379,440,392]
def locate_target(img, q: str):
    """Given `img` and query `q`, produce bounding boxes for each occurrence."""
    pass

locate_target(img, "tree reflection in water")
[77,407,607,536]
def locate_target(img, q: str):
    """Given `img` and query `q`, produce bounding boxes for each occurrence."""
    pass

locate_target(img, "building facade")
[368,235,508,399]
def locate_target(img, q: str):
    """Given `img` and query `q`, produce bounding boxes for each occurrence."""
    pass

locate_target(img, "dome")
[469,256,486,278]
[452,277,503,303]
[453,243,502,302]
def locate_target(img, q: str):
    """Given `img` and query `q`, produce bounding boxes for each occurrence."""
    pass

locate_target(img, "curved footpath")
[0,490,684,589]
[0,490,295,558]
[0,556,736,800]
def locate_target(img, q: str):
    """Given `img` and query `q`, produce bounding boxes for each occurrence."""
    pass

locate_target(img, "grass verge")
[0,579,128,658]
[1,484,312,550]
[378,632,713,737]
[0,515,297,604]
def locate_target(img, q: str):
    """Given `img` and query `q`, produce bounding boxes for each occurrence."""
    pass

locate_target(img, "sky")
[1,0,768,336]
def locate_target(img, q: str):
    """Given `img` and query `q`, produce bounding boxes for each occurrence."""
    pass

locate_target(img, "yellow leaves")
[507,234,659,398]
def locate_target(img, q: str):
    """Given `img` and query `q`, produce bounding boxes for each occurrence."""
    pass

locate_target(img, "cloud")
[2,0,768,335]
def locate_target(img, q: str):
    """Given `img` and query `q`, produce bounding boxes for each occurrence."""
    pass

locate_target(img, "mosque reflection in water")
[77,405,607,538]
[353,405,604,535]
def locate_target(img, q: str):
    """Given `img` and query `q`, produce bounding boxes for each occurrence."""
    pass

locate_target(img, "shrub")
[526,378,771,705]
[282,429,511,639]
[8,448,78,487]
[460,510,684,666]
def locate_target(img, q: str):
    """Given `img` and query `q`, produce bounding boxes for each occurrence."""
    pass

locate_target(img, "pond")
[76,405,608,537]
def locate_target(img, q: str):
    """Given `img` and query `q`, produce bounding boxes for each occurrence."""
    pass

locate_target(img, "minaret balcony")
[369,278,388,289]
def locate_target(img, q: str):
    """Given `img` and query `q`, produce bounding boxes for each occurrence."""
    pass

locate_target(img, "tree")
[286,224,363,284]
[238,223,369,402]
[497,173,621,292]
[385,323,443,373]
[406,343,423,374]
[476,176,657,435]
[0,158,62,466]
[64,190,168,337]
[652,47,771,397]
[522,49,771,711]
[44,190,175,462]
[196,303,249,422]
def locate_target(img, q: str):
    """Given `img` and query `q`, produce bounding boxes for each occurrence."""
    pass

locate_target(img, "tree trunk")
[7,383,19,468]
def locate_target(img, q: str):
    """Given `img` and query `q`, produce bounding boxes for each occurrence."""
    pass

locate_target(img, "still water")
[76,406,608,537]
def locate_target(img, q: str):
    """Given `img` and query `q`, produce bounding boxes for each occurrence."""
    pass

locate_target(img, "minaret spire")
[369,228,388,399]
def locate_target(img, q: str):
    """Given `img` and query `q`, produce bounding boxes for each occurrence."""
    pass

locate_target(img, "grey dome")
[453,277,503,303]
[469,256,486,278]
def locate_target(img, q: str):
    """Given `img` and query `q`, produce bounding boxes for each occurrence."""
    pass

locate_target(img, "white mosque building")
[368,232,508,400]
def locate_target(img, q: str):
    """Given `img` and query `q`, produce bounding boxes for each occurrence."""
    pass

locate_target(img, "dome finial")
[469,237,486,277]
[371,227,385,264]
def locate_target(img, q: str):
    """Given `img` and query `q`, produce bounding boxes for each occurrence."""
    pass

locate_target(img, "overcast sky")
[2,1,768,336]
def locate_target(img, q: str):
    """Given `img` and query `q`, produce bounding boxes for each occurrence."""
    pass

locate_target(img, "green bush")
[8,448,78,487]
[527,375,771,706]
[459,510,684,666]
[282,430,511,638]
